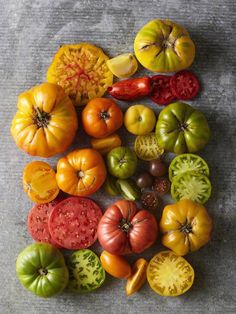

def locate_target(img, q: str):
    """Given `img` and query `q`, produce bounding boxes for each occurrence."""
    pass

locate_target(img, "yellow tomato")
[160,199,213,256]
[23,161,59,204]
[124,105,156,135]
[91,133,122,155]
[126,258,148,296]
[11,83,78,158]
[106,53,138,78]
[147,251,194,297]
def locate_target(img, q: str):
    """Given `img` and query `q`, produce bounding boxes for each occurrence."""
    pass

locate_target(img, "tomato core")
[119,218,132,233]
[180,222,192,234]
[179,122,188,131]
[38,268,48,276]
[100,111,110,121]
[77,171,85,178]
[34,107,50,128]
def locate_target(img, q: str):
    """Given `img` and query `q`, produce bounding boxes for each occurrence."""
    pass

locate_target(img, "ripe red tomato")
[97,199,158,255]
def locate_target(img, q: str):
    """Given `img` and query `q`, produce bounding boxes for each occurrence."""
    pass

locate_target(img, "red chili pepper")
[107,77,152,101]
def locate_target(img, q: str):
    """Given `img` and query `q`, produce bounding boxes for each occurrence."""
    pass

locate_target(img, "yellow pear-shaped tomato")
[11,83,78,157]
[160,199,213,256]
[134,19,195,72]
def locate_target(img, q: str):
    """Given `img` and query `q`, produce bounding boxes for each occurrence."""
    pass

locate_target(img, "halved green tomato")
[134,133,164,161]
[67,249,106,293]
[171,172,211,204]
[169,154,210,182]
[147,251,194,297]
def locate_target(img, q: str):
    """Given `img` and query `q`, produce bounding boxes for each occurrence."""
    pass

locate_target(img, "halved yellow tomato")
[23,161,59,204]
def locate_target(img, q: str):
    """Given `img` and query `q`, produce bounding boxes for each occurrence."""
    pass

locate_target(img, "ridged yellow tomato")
[11,83,78,157]
[160,199,213,256]
[56,148,107,196]
[134,19,195,72]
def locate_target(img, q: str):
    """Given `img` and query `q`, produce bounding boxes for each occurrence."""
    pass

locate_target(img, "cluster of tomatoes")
[12,18,214,299]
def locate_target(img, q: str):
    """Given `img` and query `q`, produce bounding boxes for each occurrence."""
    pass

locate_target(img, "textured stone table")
[0,0,235,313]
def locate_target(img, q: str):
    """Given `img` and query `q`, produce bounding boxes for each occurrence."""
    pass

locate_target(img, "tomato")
[134,19,195,72]
[147,251,194,296]
[134,133,164,161]
[56,148,107,196]
[106,53,138,78]
[126,258,148,296]
[23,161,59,204]
[100,251,131,279]
[108,77,152,101]
[106,147,137,179]
[48,197,102,250]
[160,199,213,256]
[91,133,122,155]
[170,71,200,100]
[97,199,158,255]
[67,249,105,293]
[16,243,69,298]
[82,98,123,138]
[11,83,78,157]
[47,43,113,106]
[171,172,212,204]
[169,153,210,182]
[150,75,175,106]
[27,197,63,246]
[156,102,210,154]
[104,175,120,196]
[116,179,141,201]
[124,104,156,135]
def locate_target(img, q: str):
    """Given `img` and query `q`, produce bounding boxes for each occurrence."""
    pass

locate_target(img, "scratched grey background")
[0,0,236,313]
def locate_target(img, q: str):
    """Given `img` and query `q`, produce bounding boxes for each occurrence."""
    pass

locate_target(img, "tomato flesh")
[150,75,175,105]
[170,71,200,100]
[48,197,102,250]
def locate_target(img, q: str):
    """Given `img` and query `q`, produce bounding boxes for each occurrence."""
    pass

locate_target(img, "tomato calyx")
[119,218,133,233]
[34,107,51,128]
[180,221,192,235]
[38,268,48,276]
[100,110,110,121]
[178,122,188,131]
[77,170,85,179]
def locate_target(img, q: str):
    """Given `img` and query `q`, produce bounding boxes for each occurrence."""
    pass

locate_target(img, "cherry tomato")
[170,71,200,100]
[108,77,152,101]
[151,75,175,105]
[100,251,131,279]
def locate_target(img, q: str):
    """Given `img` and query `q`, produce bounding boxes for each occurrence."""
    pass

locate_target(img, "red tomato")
[97,199,158,255]
[170,71,200,100]
[48,197,102,250]
[107,77,152,100]
[150,75,175,105]
[27,197,63,247]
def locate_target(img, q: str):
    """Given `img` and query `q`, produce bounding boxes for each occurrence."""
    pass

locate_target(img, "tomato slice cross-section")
[170,71,200,100]
[150,75,175,106]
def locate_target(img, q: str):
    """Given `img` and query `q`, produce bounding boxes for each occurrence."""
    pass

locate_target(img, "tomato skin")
[100,251,131,279]
[97,199,158,255]
[82,98,123,138]
[91,133,122,155]
[16,243,69,298]
[11,83,78,157]
[56,148,107,196]
[108,77,152,101]
[126,258,148,296]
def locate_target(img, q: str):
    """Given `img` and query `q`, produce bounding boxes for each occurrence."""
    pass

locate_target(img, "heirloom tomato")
[126,258,148,296]
[106,53,138,78]
[160,199,213,256]
[97,199,158,255]
[16,243,69,298]
[82,98,123,138]
[91,133,121,155]
[100,251,131,279]
[134,19,195,72]
[11,83,78,157]
[156,102,210,154]
[56,148,107,196]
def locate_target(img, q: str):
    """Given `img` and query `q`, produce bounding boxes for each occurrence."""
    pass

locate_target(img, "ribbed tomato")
[97,199,158,255]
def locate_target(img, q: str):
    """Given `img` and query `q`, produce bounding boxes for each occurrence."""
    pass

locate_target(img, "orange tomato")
[126,258,148,296]
[56,148,107,196]
[100,251,131,279]
[23,161,59,204]
[82,98,123,138]
[11,83,78,157]
[90,133,122,155]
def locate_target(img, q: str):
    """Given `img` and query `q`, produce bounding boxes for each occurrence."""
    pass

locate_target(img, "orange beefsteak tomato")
[56,148,107,196]
[82,98,123,138]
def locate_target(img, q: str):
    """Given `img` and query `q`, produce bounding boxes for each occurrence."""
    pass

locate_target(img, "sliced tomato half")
[170,71,200,100]
[150,75,175,106]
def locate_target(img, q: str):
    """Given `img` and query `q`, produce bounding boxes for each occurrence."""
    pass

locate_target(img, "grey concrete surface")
[0,0,236,313]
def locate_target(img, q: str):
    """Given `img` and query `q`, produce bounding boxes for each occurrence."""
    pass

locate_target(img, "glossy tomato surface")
[97,199,158,255]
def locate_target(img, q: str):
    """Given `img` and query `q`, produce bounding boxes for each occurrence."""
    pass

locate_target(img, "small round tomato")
[23,161,59,204]
[16,243,69,298]
[100,251,131,279]
[124,104,156,135]
[82,98,123,138]
[126,258,148,296]
[56,148,107,196]
[106,147,137,179]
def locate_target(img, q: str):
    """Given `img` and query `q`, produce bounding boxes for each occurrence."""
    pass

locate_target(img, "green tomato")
[16,243,69,298]
[106,146,138,179]
[156,102,210,154]
[67,249,105,293]
[116,178,141,200]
